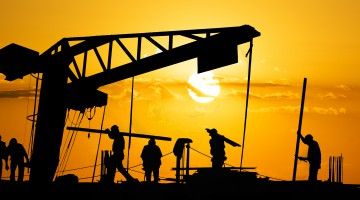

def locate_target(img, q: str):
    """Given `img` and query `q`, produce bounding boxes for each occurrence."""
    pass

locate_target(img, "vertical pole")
[126,37,141,171]
[335,157,337,182]
[176,156,181,184]
[292,78,307,181]
[92,105,107,183]
[328,156,331,182]
[331,156,335,182]
[181,148,185,179]
[126,77,135,171]
[240,40,253,170]
[336,157,338,182]
[29,73,40,156]
[186,143,190,179]
[340,155,343,183]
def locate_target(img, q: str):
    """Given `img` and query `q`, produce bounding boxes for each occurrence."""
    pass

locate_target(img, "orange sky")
[1,0,360,184]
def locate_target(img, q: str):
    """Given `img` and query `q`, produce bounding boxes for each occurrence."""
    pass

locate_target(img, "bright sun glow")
[187,71,220,103]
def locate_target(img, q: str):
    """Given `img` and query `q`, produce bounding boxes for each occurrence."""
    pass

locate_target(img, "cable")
[127,77,135,171]
[162,151,173,158]
[256,173,288,182]
[78,174,101,180]
[189,147,236,167]
[25,74,32,154]
[27,72,41,158]
[58,110,77,173]
[58,164,101,173]
[240,40,253,170]
[127,151,173,170]
[92,105,107,183]
[57,111,79,175]
[56,112,84,176]
[190,147,211,159]
[61,113,84,175]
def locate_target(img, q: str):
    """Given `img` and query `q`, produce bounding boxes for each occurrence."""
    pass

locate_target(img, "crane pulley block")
[0,43,40,81]
[65,87,108,112]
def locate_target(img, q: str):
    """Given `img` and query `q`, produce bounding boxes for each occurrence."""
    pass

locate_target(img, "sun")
[187,71,220,103]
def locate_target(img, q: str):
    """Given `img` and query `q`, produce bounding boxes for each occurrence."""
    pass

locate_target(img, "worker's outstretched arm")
[25,152,30,164]
[21,144,30,166]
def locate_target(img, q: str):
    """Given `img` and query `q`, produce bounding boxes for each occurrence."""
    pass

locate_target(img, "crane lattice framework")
[0,25,260,183]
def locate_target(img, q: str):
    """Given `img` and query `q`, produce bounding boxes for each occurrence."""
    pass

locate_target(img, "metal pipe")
[292,78,307,181]
[186,143,190,178]
[240,40,253,171]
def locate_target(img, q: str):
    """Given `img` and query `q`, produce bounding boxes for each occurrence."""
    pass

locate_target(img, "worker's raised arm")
[297,130,305,143]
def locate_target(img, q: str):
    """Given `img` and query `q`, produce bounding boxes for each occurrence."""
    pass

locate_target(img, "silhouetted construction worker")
[6,138,30,182]
[298,131,321,182]
[107,125,137,183]
[0,135,9,181]
[141,138,162,183]
[206,128,227,169]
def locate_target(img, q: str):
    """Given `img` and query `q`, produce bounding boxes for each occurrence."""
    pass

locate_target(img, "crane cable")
[58,110,77,170]
[189,147,236,167]
[27,73,41,158]
[240,39,253,171]
[127,77,135,171]
[61,112,84,175]
[56,111,84,176]
[57,111,80,175]
[92,105,107,183]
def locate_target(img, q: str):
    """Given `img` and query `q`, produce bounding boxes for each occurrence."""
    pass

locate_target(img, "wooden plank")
[66,126,172,141]
[223,137,241,147]
[171,167,256,170]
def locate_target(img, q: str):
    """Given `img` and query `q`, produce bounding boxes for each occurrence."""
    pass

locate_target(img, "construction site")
[0,24,359,198]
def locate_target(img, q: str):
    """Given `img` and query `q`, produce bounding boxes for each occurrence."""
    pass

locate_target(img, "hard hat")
[305,134,313,143]
[206,128,218,134]
[111,125,119,132]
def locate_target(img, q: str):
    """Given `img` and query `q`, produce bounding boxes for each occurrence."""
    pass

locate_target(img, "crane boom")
[0,25,260,184]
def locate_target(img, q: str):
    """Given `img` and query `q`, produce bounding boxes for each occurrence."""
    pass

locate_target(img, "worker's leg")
[18,163,24,182]
[309,164,318,182]
[0,161,2,181]
[10,163,17,182]
[212,158,223,169]
[144,169,151,182]
[117,161,136,182]
[153,168,159,183]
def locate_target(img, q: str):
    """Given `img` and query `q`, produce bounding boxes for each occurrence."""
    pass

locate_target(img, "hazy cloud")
[0,89,36,98]
[251,91,300,100]
[336,84,350,91]
[222,89,299,100]
[311,107,347,115]
[103,80,181,101]
[250,106,300,113]
[250,106,347,115]
[219,79,291,88]
[318,92,346,100]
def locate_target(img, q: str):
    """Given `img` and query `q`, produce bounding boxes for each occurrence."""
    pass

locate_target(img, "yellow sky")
[1,0,360,184]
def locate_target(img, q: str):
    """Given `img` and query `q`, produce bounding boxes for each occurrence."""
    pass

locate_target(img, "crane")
[0,25,260,184]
